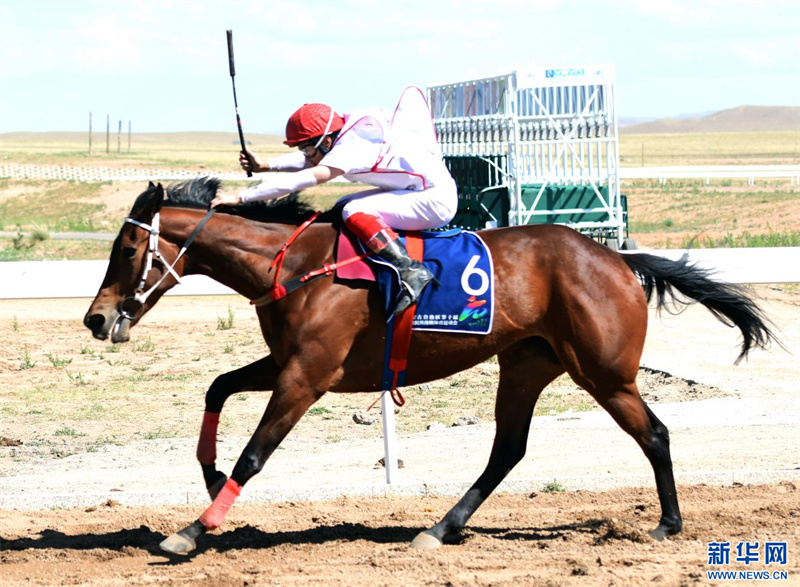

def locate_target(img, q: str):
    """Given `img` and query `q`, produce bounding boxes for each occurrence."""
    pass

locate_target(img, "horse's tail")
[620,252,781,364]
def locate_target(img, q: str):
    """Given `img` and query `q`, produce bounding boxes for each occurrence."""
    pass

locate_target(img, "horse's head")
[84,181,178,343]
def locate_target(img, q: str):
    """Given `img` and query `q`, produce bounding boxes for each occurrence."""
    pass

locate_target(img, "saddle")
[336,228,494,334]
[252,219,495,397]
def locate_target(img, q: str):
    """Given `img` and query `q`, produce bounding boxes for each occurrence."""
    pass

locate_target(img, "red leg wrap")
[197,411,220,465]
[345,212,398,252]
[198,478,242,530]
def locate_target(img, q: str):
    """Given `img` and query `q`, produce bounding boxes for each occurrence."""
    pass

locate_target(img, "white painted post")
[380,391,399,484]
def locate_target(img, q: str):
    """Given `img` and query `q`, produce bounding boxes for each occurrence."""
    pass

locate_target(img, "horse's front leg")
[160,360,326,555]
[197,355,281,500]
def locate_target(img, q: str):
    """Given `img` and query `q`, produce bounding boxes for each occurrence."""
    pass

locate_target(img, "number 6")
[461,255,489,296]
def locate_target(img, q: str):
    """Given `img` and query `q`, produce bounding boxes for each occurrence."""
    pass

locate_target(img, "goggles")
[297,107,336,157]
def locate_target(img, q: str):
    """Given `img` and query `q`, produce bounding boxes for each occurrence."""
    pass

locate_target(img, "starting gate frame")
[428,64,627,245]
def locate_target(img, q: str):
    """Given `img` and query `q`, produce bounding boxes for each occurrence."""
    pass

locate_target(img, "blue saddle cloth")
[372,229,494,335]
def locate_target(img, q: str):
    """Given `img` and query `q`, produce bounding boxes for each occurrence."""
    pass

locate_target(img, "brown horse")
[84,178,777,555]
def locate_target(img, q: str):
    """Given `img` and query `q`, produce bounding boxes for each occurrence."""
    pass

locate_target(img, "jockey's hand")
[239,149,264,173]
[210,192,242,209]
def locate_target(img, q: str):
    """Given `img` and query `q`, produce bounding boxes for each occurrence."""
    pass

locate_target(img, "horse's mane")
[131,177,341,226]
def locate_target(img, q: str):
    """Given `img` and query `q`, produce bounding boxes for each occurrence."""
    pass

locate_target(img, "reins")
[250,212,370,307]
[120,208,217,320]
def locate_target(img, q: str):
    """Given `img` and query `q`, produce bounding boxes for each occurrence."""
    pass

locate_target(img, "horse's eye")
[123,247,137,258]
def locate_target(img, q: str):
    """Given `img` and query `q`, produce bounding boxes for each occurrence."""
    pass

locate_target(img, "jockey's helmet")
[284,103,345,147]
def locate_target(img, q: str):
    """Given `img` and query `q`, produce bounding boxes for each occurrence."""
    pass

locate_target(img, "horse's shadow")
[0,519,609,564]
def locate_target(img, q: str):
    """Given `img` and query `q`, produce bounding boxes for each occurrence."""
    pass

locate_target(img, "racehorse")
[84,178,777,555]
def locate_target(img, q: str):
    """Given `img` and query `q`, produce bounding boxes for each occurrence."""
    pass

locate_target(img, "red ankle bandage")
[197,411,220,465]
[198,478,242,530]
[345,212,398,252]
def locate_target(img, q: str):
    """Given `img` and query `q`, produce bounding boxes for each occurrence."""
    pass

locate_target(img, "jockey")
[210,87,458,315]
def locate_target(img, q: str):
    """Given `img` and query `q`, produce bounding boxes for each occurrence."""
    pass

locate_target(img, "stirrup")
[391,264,436,315]
[392,291,415,316]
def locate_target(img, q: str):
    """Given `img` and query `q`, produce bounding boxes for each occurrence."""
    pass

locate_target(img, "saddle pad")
[377,229,494,335]
[336,230,376,282]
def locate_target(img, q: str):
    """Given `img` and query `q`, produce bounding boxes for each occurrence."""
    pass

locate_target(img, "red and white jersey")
[320,87,450,192]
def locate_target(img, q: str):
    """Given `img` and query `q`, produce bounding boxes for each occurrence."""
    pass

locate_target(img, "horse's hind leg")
[411,337,564,551]
[197,355,280,500]
[593,385,682,539]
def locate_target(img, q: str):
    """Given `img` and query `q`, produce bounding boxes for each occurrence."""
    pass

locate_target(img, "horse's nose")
[84,313,108,339]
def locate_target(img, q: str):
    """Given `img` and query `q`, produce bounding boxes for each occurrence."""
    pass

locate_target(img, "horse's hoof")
[648,526,668,541]
[159,532,196,555]
[410,531,443,551]
[649,518,681,542]
[208,474,228,501]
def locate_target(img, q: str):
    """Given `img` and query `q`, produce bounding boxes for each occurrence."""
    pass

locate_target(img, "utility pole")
[106,114,110,154]
[88,112,92,155]
[117,120,121,153]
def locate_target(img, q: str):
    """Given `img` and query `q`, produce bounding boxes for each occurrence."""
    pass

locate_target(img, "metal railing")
[2,163,797,185]
[619,165,800,185]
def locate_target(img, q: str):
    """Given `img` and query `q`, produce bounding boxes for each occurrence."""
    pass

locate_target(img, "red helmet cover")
[284,103,345,147]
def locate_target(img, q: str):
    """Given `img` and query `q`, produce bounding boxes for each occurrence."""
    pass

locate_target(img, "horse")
[84,177,777,555]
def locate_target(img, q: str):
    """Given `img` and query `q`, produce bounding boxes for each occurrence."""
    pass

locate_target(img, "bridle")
[119,208,216,320]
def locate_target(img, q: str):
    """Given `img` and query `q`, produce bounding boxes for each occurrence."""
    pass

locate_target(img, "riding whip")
[226,29,253,177]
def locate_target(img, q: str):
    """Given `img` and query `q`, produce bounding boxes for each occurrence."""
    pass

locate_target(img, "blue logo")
[545,68,584,79]
[706,541,788,582]
[708,541,731,565]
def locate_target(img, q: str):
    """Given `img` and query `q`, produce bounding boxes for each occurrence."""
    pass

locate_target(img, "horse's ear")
[136,183,164,219]
[152,183,165,212]
[148,181,156,189]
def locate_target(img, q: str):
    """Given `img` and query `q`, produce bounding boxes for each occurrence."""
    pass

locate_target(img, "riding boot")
[375,238,437,315]
[344,212,437,315]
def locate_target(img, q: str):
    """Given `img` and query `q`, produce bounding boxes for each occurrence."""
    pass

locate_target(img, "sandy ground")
[1,484,798,587]
[0,285,798,585]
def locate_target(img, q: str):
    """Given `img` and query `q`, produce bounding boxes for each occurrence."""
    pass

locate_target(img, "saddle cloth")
[336,228,494,335]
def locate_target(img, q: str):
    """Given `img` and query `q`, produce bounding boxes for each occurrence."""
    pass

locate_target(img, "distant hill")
[620,106,800,134]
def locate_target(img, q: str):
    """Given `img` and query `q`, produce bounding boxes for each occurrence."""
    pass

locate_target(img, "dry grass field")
[1,128,798,258]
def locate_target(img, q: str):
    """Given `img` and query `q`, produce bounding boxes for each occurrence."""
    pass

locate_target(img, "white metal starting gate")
[428,64,627,245]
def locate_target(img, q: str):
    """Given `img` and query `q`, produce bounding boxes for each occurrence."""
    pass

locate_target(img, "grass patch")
[308,406,332,415]
[133,338,155,353]
[0,131,289,169]
[54,425,81,437]
[541,479,567,493]
[66,371,90,386]
[710,229,800,248]
[142,427,180,440]
[0,181,107,232]
[161,373,192,382]
[0,236,113,261]
[19,346,36,370]
[620,131,799,166]
[626,182,799,248]
[217,306,235,330]
[46,352,73,368]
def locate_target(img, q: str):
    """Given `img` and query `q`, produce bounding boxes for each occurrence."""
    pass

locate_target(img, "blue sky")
[1,0,798,133]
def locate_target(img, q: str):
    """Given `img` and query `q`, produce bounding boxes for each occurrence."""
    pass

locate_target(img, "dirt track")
[1,287,799,585]
[1,484,798,587]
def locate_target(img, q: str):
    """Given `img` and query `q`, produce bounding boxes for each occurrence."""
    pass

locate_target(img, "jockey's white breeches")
[338,178,458,231]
